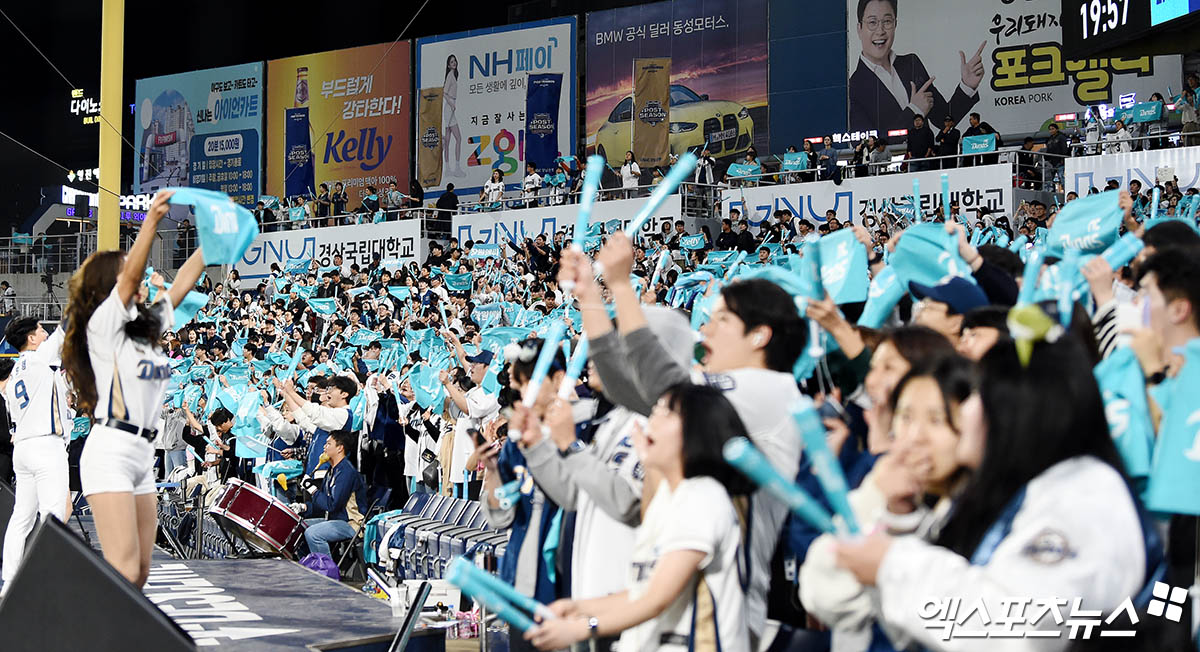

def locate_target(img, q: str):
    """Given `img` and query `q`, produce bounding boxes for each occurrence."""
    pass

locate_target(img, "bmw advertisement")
[585,0,768,166]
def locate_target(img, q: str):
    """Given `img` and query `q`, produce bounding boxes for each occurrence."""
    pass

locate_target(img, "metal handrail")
[1068,129,1187,153]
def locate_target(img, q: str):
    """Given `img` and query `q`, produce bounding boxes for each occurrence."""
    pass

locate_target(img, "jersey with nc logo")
[88,287,175,430]
[5,327,70,441]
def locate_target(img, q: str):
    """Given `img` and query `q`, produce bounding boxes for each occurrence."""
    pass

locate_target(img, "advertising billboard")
[586,0,768,165]
[133,62,264,206]
[415,17,577,201]
[234,219,423,280]
[266,42,412,204]
[845,0,1182,137]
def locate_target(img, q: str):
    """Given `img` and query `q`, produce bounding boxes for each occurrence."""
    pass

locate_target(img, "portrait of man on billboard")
[848,0,987,134]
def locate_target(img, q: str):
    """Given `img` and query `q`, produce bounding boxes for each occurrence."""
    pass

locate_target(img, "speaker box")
[75,195,90,219]
[0,518,195,651]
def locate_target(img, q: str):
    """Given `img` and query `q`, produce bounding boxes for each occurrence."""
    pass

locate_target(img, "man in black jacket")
[735,220,758,254]
[963,112,1001,166]
[935,115,961,169]
[435,184,459,216]
[1043,123,1070,190]
[716,219,739,251]
[906,114,935,172]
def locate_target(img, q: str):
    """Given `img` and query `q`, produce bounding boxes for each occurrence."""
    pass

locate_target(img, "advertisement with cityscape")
[265,42,412,204]
[132,62,265,206]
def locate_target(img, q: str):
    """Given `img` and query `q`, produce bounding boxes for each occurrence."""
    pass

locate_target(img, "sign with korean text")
[723,164,1013,229]
[234,219,423,280]
[1064,147,1200,196]
[266,42,412,204]
[133,62,265,206]
[845,0,1181,137]
[416,17,577,202]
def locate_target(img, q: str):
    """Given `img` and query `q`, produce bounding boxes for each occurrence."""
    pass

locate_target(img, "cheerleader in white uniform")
[62,191,208,587]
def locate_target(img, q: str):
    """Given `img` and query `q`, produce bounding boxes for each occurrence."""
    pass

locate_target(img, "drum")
[209,479,306,559]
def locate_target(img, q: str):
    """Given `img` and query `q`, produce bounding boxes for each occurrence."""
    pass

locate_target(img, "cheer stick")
[1150,186,1160,223]
[622,152,699,240]
[558,339,589,399]
[722,437,837,534]
[647,250,671,296]
[941,173,951,224]
[912,178,921,223]
[507,320,568,442]
[723,251,748,281]
[448,557,556,622]
[1187,191,1200,224]
[570,155,606,257]
[494,479,522,510]
[792,404,860,535]
[1100,232,1144,270]
[447,564,537,632]
[1017,248,1043,305]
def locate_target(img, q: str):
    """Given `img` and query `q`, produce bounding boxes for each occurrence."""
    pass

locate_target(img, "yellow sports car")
[594,84,755,164]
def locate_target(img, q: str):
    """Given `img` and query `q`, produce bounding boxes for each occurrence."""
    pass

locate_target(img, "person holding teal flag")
[1045,190,1131,258]
[816,229,869,304]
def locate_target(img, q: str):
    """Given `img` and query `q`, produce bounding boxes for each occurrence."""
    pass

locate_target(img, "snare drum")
[209,479,306,559]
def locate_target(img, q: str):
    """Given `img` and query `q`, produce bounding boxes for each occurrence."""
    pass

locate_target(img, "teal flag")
[469,243,502,259]
[474,303,503,330]
[285,259,311,275]
[411,364,447,410]
[679,233,707,250]
[165,187,260,265]
[1045,191,1123,258]
[293,284,317,299]
[857,266,905,328]
[348,328,382,347]
[233,390,266,458]
[890,223,976,288]
[1144,339,1200,515]
[1094,347,1155,482]
[387,286,412,301]
[346,285,372,298]
[961,134,996,154]
[308,298,338,315]
[726,162,761,179]
[706,250,739,263]
[781,151,808,171]
[445,272,473,292]
[817,229,869,304]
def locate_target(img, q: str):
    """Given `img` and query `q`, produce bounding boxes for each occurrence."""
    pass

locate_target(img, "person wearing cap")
[935,114,960,169]
[441,331,500,500]
[909,276,989,346]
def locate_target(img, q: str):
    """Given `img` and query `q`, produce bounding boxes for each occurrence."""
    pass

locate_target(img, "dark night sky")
[0,0,644,231]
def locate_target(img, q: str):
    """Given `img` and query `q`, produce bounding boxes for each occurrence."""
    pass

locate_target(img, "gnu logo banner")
[420,126,440,150]
[638,100,667,126]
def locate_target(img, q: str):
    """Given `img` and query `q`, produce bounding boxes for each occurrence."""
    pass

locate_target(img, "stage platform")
[76,515,417,651]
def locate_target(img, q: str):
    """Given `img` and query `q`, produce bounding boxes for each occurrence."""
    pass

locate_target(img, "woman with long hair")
[835,327,1163,648]
[525,384,753,651]
[443,54,464,177]
[62,191,208,587]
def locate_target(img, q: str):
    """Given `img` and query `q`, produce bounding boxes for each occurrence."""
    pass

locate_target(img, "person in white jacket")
[801,355,975,652]
[834,330,1163,651]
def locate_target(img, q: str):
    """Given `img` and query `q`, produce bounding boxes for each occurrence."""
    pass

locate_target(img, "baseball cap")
[466,350,495,366]
[908,277,989,315]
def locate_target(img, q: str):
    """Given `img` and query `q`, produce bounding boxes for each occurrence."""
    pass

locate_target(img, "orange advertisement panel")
[266,41,412,203]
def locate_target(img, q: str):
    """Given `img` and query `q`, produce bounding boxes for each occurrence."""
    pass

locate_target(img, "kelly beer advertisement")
[586,0,768,165]
[846,0,1182,136]
[416,17,577,201]
[133,62,265,206]
[266,42,412,202]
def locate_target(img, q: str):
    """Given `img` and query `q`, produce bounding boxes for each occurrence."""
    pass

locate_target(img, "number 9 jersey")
[4,326,71,442]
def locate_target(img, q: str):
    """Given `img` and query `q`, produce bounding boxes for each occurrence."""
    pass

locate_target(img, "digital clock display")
[1061,0,1152,58]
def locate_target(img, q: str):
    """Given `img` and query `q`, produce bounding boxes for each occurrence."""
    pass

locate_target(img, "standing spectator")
[481,170,506,210]
[522,161,543,208]
[0,281,14,314]
[869,137,891,175]
[1043,123,1070,190]
[800,140,819,181]
[331,182,349,221]
[1106,119,1132,154]
[407,179,425,212]
[435,183,459,217]
[934,115,960,169]
[619,150,641,199]
[254,201,278,233]
[1145,92,1169,150]
[361,185,381,221]
[1017,137,1039,189]
[962,112,1000,166]
[852,136,876,177]
[694,146,716,185]
[386,181,405,219]
[1180,88,1200,147]
[906,114,935,172]
[314,183,331,226]
[818,136,840,181]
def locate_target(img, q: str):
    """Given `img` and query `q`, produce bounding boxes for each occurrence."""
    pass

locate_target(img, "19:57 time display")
[1079,0,1131,39]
